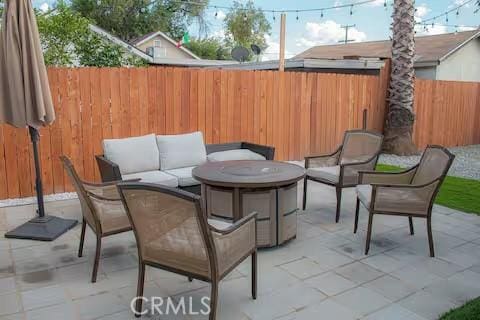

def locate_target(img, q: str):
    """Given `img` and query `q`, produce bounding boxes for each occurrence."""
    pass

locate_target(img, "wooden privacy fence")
[413,79,480,149]
[0,66,479,200]
[0,67,387,199]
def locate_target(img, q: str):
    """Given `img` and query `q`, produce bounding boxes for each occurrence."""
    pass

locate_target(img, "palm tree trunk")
[384,0,417,155]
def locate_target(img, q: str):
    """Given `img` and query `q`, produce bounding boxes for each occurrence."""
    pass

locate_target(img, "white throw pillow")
[156,131,207,170]
[103,134,160,175]
[207,149,266,162]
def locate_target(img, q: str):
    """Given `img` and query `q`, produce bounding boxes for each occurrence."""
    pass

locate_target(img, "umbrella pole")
[29,126,45,218]
[4,127,77,241]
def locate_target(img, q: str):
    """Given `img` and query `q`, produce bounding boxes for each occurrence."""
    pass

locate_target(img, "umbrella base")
[5,216,78,241]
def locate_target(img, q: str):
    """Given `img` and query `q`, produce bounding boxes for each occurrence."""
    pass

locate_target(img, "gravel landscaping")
[379,144,480,180]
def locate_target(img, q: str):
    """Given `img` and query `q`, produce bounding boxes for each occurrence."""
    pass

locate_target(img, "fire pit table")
[193,160,305,248]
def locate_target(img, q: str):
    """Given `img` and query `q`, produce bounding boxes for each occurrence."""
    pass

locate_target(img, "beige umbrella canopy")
[0,0,55,128]
[1,0,76,241]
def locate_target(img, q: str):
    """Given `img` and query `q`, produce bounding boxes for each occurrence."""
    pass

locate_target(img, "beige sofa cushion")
[156,132,207,170]
[103,134,159,175]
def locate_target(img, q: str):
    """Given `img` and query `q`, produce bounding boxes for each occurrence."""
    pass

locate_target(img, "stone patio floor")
[1,182,480,320]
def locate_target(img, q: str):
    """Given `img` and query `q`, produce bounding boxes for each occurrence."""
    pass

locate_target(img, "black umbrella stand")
[5,126,77,241]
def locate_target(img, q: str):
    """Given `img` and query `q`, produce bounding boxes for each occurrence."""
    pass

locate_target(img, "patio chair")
[354,145,455,257]
[117,182,258,319]
[60,156,134,283]
[303,130,384,222]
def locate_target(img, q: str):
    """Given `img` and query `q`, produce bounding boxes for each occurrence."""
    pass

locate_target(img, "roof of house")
[130,31,201,60]
[89,25,153,63]
[294,29,480,66]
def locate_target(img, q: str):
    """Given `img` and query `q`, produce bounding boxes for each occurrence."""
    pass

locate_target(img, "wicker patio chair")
[60,156,135,283]
[303,130,384,222]
[355,145,455,257]
[117,182,258,319]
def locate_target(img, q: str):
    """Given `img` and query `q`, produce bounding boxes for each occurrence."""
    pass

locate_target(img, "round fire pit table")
[193,160,305,248]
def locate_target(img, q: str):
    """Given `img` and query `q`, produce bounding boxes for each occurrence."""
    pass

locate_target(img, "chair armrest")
[359,165,418,184]
[86,190,121,202]
[241,142,275,160]
[305,146,342,168]
[369,179,441,213]
[210,212,257,235]
[95,155,122,182]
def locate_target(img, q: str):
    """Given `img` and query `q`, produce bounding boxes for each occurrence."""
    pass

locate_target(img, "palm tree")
[383,0,417,155]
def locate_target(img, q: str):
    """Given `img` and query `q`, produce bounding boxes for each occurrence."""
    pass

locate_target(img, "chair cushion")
[122,170,178,188]
[356,184,429,215]
[103,134,159,175]
[356,184,373,207]
[156,132,207,170]
[207,149,266,162]
[306,166,340,183]
[164,167,199,187]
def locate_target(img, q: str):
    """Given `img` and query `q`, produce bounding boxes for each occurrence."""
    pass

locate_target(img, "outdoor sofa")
[95,131,275,195]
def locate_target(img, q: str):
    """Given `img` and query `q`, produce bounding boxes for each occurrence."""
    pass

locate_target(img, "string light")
[350,5,354,15]
[320,10,324,18]
[272,11,275,21]
[296,10,299,21]
[214,6,218,17]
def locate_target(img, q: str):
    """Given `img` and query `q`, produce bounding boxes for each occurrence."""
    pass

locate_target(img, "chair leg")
[335,187,342,223]
[427,217,435,257]
[91,235,102,283]
[135,262,146,318]
[252,251,257,300]
[209,280,219,320]
[78,219,86,258]
[302,178,307,211]
[354,198,360,234]
[188,277,193,282]
[365,212,374,255]
[409,216,414,235]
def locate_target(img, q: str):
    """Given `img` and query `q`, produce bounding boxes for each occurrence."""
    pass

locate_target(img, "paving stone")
[0,293,22,316]
[424,278,480,305]
[363,275,417,301]
[333,286,391,316]
[278,298,360,320]
[73,292,128,320]
[364,303,427,320]
[391,264,443,290]
[361,253,404,273]
[336,262,384,285]
[21,285,68,311]
[399,291,457,320]
[279,257,327,280]
[25,303,77,320]
[0,277,16,295]
[304,271,356,296]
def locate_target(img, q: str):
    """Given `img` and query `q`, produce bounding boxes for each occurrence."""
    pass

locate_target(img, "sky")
[33,0,480,60]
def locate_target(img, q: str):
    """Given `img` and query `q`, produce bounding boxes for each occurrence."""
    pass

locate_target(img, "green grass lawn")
[375,164,480,215]
[439,297,480,320]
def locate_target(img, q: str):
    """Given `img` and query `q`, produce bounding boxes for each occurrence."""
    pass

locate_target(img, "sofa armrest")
[241,142,275,160]
[95,155,122,182]
[205,142,242,154]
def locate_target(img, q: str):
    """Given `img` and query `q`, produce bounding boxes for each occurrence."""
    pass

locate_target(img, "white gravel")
[0,192,77,208]
[379,144,480,180]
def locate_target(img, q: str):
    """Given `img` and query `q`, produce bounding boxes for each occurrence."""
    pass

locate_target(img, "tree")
[36,3,145,67]
[224,0,271,59]
[384,0,417,155]
[185,37,231,60]
[70,0,208,42]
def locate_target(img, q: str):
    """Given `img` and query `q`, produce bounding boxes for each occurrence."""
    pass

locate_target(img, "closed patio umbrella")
[1,0,77,240]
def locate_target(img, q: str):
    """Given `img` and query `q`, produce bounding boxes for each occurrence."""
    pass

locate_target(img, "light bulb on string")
[296,10,299,21]
[214,6,218,18]
[350,5,353,15]
[445,13,448,23]
[272,11,275,21]
[320,10,324,18]
[243,12,247,21]
[384,0,387,8]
